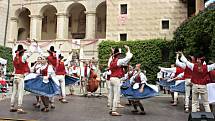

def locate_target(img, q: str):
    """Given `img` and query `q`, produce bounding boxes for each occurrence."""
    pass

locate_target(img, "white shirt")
[157,71,163,79]
[31,63,43,74]
[80,66,90,77]
[180,54,215,72]
[69,66,80,76]
[130,71,147,84]
[176,59,186,69]
[102,70,111,80]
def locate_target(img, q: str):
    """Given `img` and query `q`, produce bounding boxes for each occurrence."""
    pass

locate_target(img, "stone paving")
[0,93,189,121]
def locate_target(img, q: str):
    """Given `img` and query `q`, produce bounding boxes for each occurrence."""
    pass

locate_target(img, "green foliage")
[98,39,173,84]
[173,6,215,62]
[0,45,13,72]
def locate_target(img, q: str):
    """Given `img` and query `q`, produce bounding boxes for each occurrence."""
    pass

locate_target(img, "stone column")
[56,13,69,40]
[29,15,42,40]
[9,17,18,41]
[195,0,205,15]
[85,11,96,39]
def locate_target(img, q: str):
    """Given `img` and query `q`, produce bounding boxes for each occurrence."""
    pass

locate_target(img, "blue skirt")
[121,81,159,99]
[158,80,175,90]
[65,75,80,85]
[24,76,60,97]
[170,81,185,93]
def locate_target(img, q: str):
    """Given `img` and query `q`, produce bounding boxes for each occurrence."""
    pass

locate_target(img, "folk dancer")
[121,64,159,115]
[180,52,215,112]
[130,64,147,115]
[55,54,69,103]
[103,68,111,106]
[80,61,90,96]
[159,64,184,106]
[24,57,59,112]
[67,61,80,95]
[109,45,133,116]
[175,53,195,112]
[121,65,135,106]
[31,57,43,108]
[10,44,32,114]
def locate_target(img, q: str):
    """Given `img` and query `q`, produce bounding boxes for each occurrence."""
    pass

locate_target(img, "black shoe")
[9,108,17,112]
[139,111,146,115]
[41,108,49,112]
[131,110,139,113]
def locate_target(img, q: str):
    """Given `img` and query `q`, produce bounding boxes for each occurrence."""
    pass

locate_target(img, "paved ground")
[0,94,189,121]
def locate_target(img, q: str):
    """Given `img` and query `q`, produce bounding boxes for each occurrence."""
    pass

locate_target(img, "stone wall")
[0,0,8,46]
[106,0,188,40]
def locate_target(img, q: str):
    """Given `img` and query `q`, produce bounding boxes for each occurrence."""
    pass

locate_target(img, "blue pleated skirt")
[170,81,185,93]
[65,75,80,85]
[121,81,159,99]
[157,80,175,90]
[24,76,60,97]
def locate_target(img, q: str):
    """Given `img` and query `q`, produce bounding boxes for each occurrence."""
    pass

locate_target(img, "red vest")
[47,54,57,68]
[191,64,209,85]
[209,70,215,83]
[41,65,49,76]
[134,74,141,83]
[13,53,29,74]
[84,66,88,77]
[128,71,135,79]
[184,66,192,79]
[174,67,184,80]
[175,67,184,77]
[110,58,124,78]
[55,61,66,75]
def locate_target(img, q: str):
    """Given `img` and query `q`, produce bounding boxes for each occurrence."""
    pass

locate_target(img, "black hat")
[15,44,26,53]
[59,54,64,60]
[113,47,122,56]
[47,46,56,53]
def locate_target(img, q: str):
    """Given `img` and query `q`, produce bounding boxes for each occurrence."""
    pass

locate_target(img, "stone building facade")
[0,0,9,46]
[6,0,205,61]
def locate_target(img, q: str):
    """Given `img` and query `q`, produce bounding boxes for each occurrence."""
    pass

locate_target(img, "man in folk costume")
[108,48,125,108]
[180,52,215,112]
[10,44,31,114]
[47,46,58,68]
[80,61,90,96]
[103,68,111,106]
[129,64,147,115]
[55,54,68,103]
[109,45,133,116]
[175,53,195,113]
[159,64,184,106]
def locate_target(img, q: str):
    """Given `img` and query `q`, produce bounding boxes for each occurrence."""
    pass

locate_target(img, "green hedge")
[0,45,13,72]
[173,6,215,62]
[98,39,173,84]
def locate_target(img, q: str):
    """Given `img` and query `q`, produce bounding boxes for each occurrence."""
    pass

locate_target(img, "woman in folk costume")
[31,57,43,108]
[24,57,60,112]
[121,65,135,106]
[175,53,195,112]
[121,64,158,115]
[10,43,34,114]
[159,64,184,106]
[180,52,215,112]
[66,60,80,95]
[80,61,90,96]
[109,45,133,116]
